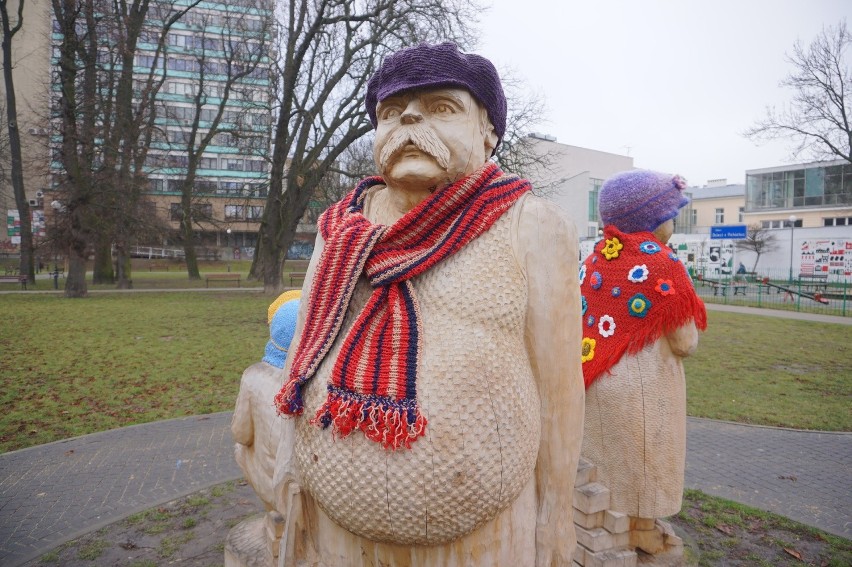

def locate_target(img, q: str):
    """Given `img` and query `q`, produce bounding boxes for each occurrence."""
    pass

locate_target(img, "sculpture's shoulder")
[509,192,577,258]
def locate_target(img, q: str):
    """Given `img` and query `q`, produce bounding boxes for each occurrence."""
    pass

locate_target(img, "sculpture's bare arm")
[513,196,585,566]
[665,320,699,358]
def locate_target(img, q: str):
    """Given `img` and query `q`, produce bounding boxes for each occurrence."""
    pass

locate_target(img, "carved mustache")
[378,124,451,173]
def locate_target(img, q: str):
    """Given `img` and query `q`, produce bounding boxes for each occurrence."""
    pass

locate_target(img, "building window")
[199,157,218,170]
[689,209,697,226]
[193,203,213,220]
[169,203,182,221]
[225,205,244,220]
[224,158,244,171]
[588,178,603,222]
[763,218,803,229]
[738,207,744,223]
[824,216,851,226]
[195,180,218,194]
[247,206,264,220]
[715,208,724,224]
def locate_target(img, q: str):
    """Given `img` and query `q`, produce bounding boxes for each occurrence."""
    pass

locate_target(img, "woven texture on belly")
[294,213,540,545]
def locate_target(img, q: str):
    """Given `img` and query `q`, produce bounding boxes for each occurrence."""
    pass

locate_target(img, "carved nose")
[400,111,423,125]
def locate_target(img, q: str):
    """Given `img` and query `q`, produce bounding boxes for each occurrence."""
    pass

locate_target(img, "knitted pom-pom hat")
[599,169,689,233]
[365,42,507,152]
[263,290,301,369]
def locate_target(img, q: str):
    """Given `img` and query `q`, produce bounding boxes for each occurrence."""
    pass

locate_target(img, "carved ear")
[482,121,498,156]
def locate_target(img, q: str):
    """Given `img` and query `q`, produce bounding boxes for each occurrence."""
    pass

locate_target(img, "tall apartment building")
[4,0,273,259]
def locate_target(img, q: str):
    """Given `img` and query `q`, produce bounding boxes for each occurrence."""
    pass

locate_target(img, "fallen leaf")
[715,524,734,535]
[783,547,803,561]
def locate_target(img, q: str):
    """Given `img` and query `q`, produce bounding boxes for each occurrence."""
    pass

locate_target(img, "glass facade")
[746,162,852,210]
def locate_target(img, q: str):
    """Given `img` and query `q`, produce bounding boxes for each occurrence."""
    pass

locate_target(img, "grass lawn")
[673,489,852,566]
[0,293,270,452]
[684,311,852,431]
[1,296,850,453]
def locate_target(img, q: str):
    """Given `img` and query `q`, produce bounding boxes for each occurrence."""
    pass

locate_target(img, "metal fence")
[692,267,851,317]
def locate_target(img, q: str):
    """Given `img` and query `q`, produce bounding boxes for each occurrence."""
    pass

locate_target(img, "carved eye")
[432,102,454,114]
[380,106,401,120]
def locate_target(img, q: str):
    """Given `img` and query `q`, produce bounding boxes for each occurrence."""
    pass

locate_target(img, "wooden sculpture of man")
[266,42,584,566]
[579,170,707,556]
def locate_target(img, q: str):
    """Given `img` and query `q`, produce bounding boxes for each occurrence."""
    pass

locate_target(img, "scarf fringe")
[311,388,427,450]
[274,379,305,415]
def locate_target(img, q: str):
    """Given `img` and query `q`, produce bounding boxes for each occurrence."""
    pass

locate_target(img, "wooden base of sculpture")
[225,511,286,567]
[572,458,685,567]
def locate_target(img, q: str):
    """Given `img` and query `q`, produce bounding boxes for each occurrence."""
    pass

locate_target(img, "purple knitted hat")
[599,170,689,233]
[365,42,507,150]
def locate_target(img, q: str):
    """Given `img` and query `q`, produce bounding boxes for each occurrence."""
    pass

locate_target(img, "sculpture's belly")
[294,211,538,544]
[295,328,540,545]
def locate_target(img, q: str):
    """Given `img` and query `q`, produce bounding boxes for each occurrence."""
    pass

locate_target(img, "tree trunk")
[64,224,88,297]
[1,1,34,283]
[181,217,201,279]
[114,245,132,289]
[92,238,114,284]
[259,231,285,294]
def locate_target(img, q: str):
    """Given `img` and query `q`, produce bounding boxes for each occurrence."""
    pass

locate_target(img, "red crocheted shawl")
[274,162,530,449]
[580,226,707,388]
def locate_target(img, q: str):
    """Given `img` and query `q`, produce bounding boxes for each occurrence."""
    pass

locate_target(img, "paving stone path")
[1,412,849,566]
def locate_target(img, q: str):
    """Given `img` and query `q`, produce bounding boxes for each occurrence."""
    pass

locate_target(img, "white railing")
[129,246,186,259]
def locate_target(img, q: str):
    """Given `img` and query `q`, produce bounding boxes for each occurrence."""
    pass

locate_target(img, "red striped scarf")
[274,162,530,449]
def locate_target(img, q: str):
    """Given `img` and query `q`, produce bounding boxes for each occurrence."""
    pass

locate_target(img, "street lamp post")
[788,214,797,283]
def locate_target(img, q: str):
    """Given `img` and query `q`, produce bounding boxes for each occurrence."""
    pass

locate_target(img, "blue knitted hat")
[599,170,689,233]
[263,291,301,369]
[365,42,507,151]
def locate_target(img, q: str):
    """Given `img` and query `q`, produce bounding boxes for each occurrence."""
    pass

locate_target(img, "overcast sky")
[478,0,851,187]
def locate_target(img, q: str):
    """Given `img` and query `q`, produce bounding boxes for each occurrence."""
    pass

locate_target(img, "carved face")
[653,219,674,244]
[373,88,497,192]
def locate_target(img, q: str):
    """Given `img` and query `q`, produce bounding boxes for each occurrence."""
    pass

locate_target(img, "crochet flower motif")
[655,278,676,296]
[579,264,587,285]
[640,241,662,254]
[612,286,621,297]
[627,293,652,318]
[628,264,650,283]
[587,314,596,327]
[602,237,624,260]
[581,337,596,363]
[668,251,679,262]
[582,295,588,315]
[590,271,603,290]
[598,314,616,337]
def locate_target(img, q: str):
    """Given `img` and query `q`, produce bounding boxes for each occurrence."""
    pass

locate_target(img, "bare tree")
[164,2,272,279]
[737,223,779,272]
[250,0,480,292]
[51,0,201,295]
[1,0,34,282]
[745,20,852,164]
[492,72,560,195]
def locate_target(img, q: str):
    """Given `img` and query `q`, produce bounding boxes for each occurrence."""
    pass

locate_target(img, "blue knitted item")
[263,299,301,368]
